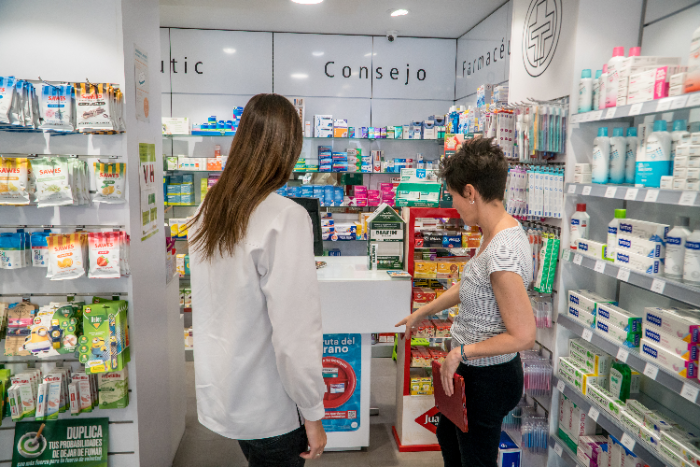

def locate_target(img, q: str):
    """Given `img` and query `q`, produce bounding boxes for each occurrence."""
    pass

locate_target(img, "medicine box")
[576,239,607,259]
[497,431,521,467]
[642,324,700,361]
[568,289,615,314]
[596,303,642,333]
[618,219,669,243]
[614,250,662,275]
[616,233,664,259]
[596,320,641,348]
[644,307,700,343]
[641,338,698,379]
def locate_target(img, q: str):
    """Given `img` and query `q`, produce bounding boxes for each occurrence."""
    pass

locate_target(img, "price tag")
[554,443,563,457]
[628,103,644,116]
[562,250,572,262]
[582,328,594,342]
[605,108,617,119]
[617,348,629,363]
[624,188,638,201]
[582,186,592,195]
[644,363,659,380]
[568,184,577,194]
[679,191,698,206]
[687,93,700,107]
[588,406,600,422]
[573,254,583,266]
[656,98,673,112]
[594,260,606,273]
[680,383,700,403]
[644,189,659,202]
[651,278,666,294]
[671,95,689,110]
[557,380,566,393]
[591,110,603,121]
[604,186,617,198]
[620,433,636,451]
[617,267,631,282]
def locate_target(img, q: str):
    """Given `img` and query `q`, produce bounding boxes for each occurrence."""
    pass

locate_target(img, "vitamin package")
[39,84,75,132]
[93,162,126,204]
[46,233,88,280]
[0,158,30,205]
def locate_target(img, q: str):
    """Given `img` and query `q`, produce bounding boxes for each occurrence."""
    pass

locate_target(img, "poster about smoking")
[322,333,361,432]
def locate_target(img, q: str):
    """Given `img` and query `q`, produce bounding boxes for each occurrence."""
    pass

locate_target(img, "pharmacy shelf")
[562,249,700,307]
[557,313,700,407]
[549,435,584,467]
[164,134,445,143]
[566,183,700,207]
[570,92,700,124]
[166,170,405,174]
[553,376,666,467]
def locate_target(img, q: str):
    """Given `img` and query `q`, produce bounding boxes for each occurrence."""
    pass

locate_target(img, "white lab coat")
[189,193,325,440]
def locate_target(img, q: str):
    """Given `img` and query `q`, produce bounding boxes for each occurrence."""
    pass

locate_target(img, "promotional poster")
[322,333,361,432]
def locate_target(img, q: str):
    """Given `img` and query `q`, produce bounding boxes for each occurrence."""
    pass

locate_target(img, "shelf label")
[557,380,566,393]
[680,383,699,403]
[573,254,583,266]
[620,433,636,451]
[628,103,644,116]
[562,250,572,262]
[594,260,606,273]
[644,189,659,203]
[687,93,700,107]
[588,407,600,422]
[671,95,689,110]
[679,191,698,206]
[554,443,563,457]
[605,108,617,119]
[582,328,593,342]
[624,188,638,201]
[604,187,617,198]
[644,363,659,380]
[568,184,577,194]
[651,278,666,294]
[582,186,592,195]
[591,110,603,121]
[656,98,673,112]
[617,267,631,282]
[616,348,629,363]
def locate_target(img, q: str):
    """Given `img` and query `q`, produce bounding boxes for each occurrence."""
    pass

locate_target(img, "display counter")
[316,256,410,450]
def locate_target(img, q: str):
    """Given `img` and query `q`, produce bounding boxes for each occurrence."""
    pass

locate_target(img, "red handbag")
[432,360,468,432]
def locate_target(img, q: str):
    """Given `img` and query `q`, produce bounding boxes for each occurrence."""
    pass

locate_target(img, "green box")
[340,173,364,185]
[78,301,129,374]
[367,205,405,270]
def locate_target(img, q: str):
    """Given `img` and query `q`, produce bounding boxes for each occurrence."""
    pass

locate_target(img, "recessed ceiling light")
[291,0,323,4]
[312,51,324,56]
[223,48,236,54]
[390,9,409,16]
[364,53,377,57]
[291,73,309,79]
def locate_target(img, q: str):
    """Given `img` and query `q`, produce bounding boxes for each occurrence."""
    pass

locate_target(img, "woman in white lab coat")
[188,93,327,466]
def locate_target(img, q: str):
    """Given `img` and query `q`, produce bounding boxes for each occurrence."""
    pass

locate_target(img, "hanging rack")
[0,225,125,229]
[0,292,127,297]
[0,153,120,159]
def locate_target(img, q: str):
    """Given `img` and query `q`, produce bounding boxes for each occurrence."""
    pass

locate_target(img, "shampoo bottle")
[624,127,638,184]
[666,216,691,280]
[609,128,627,184]
[637,120,671,187]
[592,127,611,184]
[670,119,689,161]
[579,69,593,113]
[606,47,626,108]
[592,70,603,110]
[684,223,700,286]
[570,203,590,249]
[606,209,626,261]
[599,65,608,110]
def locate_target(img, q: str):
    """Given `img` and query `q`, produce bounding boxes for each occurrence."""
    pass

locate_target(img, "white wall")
[641,1,699,64]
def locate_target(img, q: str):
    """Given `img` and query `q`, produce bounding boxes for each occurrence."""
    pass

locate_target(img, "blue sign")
[322,333,361,432]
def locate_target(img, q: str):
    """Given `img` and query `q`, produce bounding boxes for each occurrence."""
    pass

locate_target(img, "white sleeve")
[258,205,326,422]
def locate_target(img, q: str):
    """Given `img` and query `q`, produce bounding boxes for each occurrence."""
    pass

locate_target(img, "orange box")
[333,127,348,138]
[206,157,223,171]
[437,258,461,279]
[414,260,437,279]
[434,320,452,337]
[415,320,436,338]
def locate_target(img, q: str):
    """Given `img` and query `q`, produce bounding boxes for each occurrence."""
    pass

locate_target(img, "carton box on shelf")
[596,320,641,348]
[614,250,662,275]
[641,339,698,379]
[596,303,642,333]
[586,383,625,420]
[616,233,664,259]
[618,219,669,243]
[567,304,596,329]
[568,289,616,314]
[558,357,607,394]
[569,339,613,376]
[162,117,191,135]
[642,324,699,361]
[661,429,700,466]
[644,307,700,343]
[576,239,607,259]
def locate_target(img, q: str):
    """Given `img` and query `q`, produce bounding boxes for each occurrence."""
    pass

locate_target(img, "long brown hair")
[188,93,303,260]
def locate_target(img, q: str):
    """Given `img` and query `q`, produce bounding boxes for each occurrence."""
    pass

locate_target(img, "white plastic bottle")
[609,128,627,184]
[670,119,689,161]
[592,127,611,184]
[683,224,700,286]
[605,47,626,108]
[570,203,590,249]
[592,70,602,110]
[636,120,672,187]
[579,69,593,113]
[599,64,608,110]
[606,209,626,261]
[624,127,637,184]
[666,216,691,280]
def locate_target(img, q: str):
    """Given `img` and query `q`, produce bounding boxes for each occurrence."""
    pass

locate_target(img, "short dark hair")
[438,137,508,202]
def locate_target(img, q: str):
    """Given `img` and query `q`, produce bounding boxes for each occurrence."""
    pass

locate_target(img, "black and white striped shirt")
[451,225,532,367]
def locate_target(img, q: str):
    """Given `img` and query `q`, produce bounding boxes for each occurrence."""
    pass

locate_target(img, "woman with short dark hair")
[397,137,535,467]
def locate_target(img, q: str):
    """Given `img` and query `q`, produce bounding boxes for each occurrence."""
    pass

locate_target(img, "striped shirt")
[451,225,532,367]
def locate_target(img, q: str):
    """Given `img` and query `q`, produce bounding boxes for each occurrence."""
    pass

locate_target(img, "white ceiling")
[159,0,506,39]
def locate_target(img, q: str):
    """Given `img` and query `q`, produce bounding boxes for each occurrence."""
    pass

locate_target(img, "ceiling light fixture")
[312,51,325,56]
[390,9,409,17]
[291,73,309,79]
[223,48,236,54]
[291,0,323,4]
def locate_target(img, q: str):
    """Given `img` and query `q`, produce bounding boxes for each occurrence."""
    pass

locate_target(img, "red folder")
[432,360,468,433]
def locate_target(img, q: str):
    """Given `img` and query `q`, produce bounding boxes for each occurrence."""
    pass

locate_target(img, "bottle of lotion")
[624,127,638,184]
[579,69,593,113]
[570,203,590,249]
[606,47,626,108]
[609,128,627,184]
[666,216,691,280]
[592,127,611,184]
[683,223,700,286]
[670,119,689,161]
[606,209,626,261]
[599,65,608,110]
[592,70,603,111]
[637,120,672,187]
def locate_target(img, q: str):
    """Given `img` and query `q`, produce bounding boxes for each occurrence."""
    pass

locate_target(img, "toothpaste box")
[661,429,700,465]
[568,290,616,314]
[569,346,611,376]
[644,410,675,435]
[642,323,699,361]
[641,338,698,378]
[596,320,641,348]
[614,250,662,275]
[576,239,607,259]
[644,307,700,343]
[586,383,625,420]
[638,423,662,452]
[596,303,642,333]
[617,219,670,244]
[558,357,607,394]
[616,233,664,259]
[568,304,596,328]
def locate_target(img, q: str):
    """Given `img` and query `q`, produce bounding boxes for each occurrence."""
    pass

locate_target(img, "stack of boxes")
[608,55,683,106]
[566,289,614,330]
[347,148,361,172]
[669,132,700,192]
[558,393,603,453]
[614,218,669,276]
[558,339,610,395]
[165,174,195,206]
[313,115,333,138]
[396,168,442,207]
[318,146,332,172]
[331,152,348,172]
[596,302,642,348]
[380,182,396,206]
[333,119,348,137]
[642,306,700,379]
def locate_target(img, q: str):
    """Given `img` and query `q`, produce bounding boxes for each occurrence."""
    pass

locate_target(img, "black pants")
[436,354,523,467]
[238,426,308,467]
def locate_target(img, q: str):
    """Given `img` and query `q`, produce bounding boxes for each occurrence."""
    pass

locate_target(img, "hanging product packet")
[119,231,131,277]
[27,160,37,202]
[0,76,17,125]
[93,162,126,204]
[88,232,121,279]
[32,157,73,207]
[9,80,26,127]
[4,302,38,357]
[39,84,75,132]
[0,233,25,269]
[114,88,126,132]
[0,158,30,205]
[74,83,114,132]
[46,233,87,280]
[30,231,51,267]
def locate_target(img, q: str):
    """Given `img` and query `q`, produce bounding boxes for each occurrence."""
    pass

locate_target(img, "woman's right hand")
[395,312,420,338]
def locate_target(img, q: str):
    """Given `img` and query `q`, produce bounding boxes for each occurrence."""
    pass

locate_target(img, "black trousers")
[238,426,308,467]
[436,354,523,467]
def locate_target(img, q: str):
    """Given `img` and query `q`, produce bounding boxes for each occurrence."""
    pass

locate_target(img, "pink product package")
[654,66,684,99]
[355,198,368,207]
[368,190,380,199]
[368,199,380,206]
[380,183,394,191]
[353,186,368,197]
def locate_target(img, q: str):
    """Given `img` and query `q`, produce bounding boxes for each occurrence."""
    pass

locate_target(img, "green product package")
[0,369,10,419]
[78,300,129,374]
[609,361,633,401]
[98,368,129,409]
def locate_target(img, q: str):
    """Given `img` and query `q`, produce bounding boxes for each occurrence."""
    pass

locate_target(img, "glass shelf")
[163,134,444,143]
[165,169,403,175]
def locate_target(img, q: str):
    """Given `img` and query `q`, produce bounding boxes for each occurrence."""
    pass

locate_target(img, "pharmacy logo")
[522,0,562,77]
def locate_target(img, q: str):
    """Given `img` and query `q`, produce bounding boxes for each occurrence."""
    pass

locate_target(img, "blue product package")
[498,431,521,467]
[324,186,335,205]
[442,234,462,248]
[328,249,342,256]
[286,186,296,197]
[167,194,181,205]
[301,186,313,198]
[166,185,181,195]
[334,187,344,205]
[348,127,355,138]
[359,127,368,138]
[320,333,361,433]
[181,174,194,184]
[30,232,51,267]
[180,193,195,205]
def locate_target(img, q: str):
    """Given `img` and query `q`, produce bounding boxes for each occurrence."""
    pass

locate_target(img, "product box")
[586,383,625,420]
[558,357,607,395]
[596,303,642,333]
[641,339,698,378]
[574,163,592,174]
[78,300,129,374]
[568,289,615,314]
[661,429,700,465]
[596,320,641,348]
[676,145,700,157]
[660,175,675,189]
[162,117,191,135]
[574,172,593,184]
[644,307,700,343]
[576,239,607,259]
[333,119,348,138]
[568,343,611,377]
[618,219,669,243]
[497,431,521,467]
[642,324,699,361]
[367,204,404,270]
[616,233,664,259]
[567,304,596,329]
[614,250,662,275]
